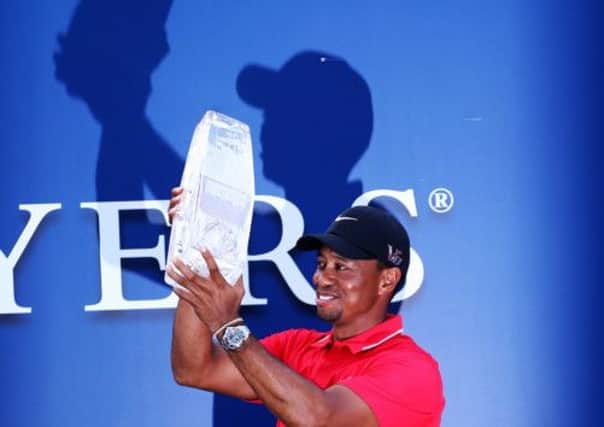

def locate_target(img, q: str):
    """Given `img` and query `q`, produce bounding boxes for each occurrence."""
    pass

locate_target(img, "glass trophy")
[165,111,255,286]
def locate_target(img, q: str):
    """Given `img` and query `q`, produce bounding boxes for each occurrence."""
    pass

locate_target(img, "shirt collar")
[310,314,404,354]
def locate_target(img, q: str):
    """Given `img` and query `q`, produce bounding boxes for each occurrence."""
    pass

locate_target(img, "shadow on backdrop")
[55,6,398,424]
[54,0,182,298]
[211,51,402,427]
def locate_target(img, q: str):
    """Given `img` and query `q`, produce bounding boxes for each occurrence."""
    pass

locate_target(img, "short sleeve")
[338,356,444,427]
[259,330,292,361]
[259,328,318,363]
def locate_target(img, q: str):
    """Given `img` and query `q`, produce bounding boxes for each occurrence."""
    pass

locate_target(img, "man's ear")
[378,267,401,296]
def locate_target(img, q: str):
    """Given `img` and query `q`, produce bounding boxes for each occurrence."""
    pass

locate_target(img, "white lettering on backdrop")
[0,203,62,314]
[1,191,424,314]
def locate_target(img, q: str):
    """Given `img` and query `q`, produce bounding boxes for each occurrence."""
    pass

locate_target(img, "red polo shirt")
[261,315,444,427]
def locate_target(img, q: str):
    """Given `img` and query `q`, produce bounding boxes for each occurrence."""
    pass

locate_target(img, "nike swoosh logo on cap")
[335,216,359,222]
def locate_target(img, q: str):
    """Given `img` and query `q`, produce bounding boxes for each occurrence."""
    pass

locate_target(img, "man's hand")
[168,186,183,224]
[166,248,245,333]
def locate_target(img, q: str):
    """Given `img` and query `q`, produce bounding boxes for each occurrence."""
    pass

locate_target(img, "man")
[168,191,444,427]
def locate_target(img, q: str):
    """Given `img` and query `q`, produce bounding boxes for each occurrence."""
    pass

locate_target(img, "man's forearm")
[226,336,331,427]
[171,298,212,385]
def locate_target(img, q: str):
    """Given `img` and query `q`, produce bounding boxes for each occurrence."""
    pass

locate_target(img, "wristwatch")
[219,324,251,351]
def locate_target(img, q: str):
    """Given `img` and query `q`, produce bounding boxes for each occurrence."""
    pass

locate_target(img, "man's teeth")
[319,295,335,301]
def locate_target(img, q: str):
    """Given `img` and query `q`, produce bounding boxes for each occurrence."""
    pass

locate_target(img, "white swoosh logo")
[335,216,359,222]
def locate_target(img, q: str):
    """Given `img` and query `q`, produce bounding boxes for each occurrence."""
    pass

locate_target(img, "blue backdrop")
[1,1,602,426]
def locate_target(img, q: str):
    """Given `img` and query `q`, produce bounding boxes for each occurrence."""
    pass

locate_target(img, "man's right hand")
[168,186,183,224]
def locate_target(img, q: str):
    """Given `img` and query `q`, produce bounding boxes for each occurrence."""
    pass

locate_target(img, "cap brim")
[236,64,278,108]
[295,233,374,260]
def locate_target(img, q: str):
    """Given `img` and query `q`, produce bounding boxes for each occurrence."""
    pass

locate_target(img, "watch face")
[222,325,250,350]
[230,329,244,345]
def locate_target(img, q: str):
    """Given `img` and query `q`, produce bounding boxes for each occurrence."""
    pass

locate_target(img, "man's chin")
[316,306,342,323]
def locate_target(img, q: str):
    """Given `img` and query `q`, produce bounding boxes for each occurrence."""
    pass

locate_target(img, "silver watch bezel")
[220,324,250,351]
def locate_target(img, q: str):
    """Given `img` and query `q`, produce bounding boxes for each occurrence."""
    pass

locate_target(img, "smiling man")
[168,203,445,427]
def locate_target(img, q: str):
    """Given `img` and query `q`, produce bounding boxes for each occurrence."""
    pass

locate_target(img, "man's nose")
[313,270,334,288]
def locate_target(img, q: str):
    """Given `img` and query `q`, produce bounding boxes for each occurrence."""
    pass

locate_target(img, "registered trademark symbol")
[428,188,454,213]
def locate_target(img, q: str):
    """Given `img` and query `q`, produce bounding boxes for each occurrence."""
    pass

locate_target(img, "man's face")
[313,246,384,326]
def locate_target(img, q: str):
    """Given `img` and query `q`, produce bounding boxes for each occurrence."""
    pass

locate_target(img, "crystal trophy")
[165,111,255,286]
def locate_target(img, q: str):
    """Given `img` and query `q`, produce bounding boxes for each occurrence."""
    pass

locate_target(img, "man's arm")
[168,251,378,427]
[170,297,257,400]
[225,334,378,427]
[168,186,256,399]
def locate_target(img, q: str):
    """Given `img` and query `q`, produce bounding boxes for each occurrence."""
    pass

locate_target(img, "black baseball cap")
[295,206,410,277]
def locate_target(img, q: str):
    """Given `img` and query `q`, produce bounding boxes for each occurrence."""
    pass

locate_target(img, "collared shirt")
[261,315,444,427]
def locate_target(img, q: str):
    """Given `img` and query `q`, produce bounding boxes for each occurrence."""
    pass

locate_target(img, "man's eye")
[335,263,348,271]
[317,260,326,269]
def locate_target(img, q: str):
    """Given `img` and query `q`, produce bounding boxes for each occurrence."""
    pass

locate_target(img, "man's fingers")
[172,258,198,282]
[200,248,224,284]
[167,264,213,311]
[168,194,182,208]
[168,187,183,224]
[166,265,201,304]
[172,284,196,306]
[166,262,188,287]
[170,258,212,295]
[168,196,182,218]
[167,193,182,224]
[168,206,180,224]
